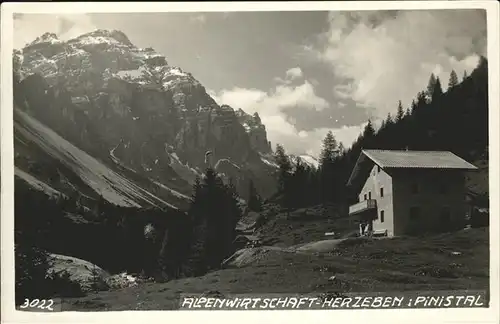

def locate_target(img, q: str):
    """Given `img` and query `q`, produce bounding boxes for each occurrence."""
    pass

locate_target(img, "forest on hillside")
[271,57,489,210]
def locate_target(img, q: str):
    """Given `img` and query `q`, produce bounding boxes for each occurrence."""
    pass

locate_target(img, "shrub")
[89,265,110,292]
[15,244,85,305]
[15,244,52,304]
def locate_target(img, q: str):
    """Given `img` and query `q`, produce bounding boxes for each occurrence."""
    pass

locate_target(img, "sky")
[13,9,487,157]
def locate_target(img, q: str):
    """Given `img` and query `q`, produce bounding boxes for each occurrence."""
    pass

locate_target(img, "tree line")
[272,57,488,210]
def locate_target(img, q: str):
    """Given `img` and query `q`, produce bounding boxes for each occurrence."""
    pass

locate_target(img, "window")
[364,194,367,201]
[380,187,384,198]
[380,210,385,223]
[409,206,421,220]
[439,184,448,194]
[411,182,419,194]
[377,166,381,173]
[368,191,372,200]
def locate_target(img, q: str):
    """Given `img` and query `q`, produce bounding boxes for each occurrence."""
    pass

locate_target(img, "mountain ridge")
[14,29,278,209]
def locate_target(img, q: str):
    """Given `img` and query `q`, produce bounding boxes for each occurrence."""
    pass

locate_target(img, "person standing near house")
[360,221,367,236]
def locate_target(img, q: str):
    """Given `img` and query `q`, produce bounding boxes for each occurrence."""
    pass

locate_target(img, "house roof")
[362,150,478,170]
[347,149,478,189]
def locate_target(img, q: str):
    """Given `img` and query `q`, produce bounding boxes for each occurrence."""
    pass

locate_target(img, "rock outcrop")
[235,108,272,154]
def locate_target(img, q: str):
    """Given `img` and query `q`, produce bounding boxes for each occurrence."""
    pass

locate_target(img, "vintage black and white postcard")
[1,1,499,324]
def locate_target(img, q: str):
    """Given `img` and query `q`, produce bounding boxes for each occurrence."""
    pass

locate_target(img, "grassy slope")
[255,205,355,247]
[62,227,489,311]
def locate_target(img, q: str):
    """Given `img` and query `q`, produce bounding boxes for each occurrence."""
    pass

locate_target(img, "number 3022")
[19,299,55,311]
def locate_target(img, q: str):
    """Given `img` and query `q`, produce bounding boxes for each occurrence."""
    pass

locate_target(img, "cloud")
[285,67,303,80]
[210,70,362,157]
[214,80,329,116]
[275,67,304,85]
[210,87,267,111]
[296,124,366,157]
[306,10,486,119]
[13,13,97,49]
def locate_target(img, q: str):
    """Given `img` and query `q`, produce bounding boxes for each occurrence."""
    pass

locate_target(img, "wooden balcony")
[349,199,377,216]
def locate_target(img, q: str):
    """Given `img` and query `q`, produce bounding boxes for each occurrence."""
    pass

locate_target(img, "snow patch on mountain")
[298,155,319,169]
[259,153,319,169]
[77,35,121,46]
[167,152,202,185]
[26,32,62,47]
[116,68,143,80]
[241,123,252,133]
[288,154,320,169]
[169,67,187,77]
[260,154,279,168]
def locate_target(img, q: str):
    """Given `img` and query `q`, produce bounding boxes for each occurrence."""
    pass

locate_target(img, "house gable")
[356,163,395,236]
[347,152,385,195]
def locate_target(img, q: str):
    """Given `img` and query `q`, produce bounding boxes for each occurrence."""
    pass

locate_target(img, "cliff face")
[14,30,277,208]
[235,108,272,154]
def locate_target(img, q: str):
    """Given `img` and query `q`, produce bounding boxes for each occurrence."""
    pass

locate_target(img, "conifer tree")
[379,119,386,131]
[448,70,459,90]
[396,100,404,122]
[362,119,376,148]
[338,142,345,156]
[410,99,417,115]
[274,144,292,193]
[386,113,393,124]
[319,131,339,204]
[199,168,224,269]
[426,73,437,99]
[186,168,240,274]
[319,131,338,164]
[416,91,427,110]
[290,156,309,208]
[185,215,208,276]
[432,77,444,101]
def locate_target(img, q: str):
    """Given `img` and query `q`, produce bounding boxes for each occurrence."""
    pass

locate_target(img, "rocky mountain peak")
[292,154,319,169]
[26,32,61,47]
[14,29,278,207]
[79,29,134,47]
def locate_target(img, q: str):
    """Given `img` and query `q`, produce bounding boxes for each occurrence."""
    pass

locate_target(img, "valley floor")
[61,227,489,311]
